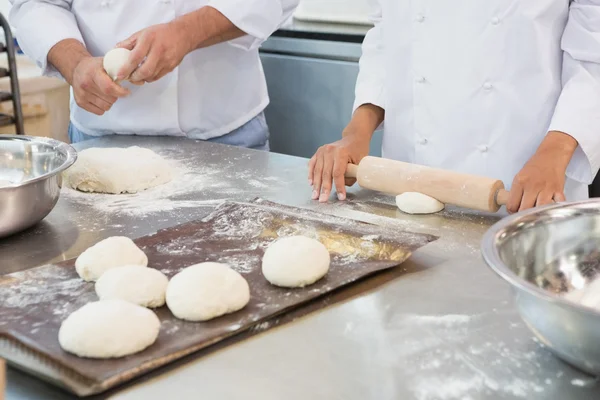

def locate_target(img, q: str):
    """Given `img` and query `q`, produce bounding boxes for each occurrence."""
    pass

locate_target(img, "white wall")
[0,0,9,19]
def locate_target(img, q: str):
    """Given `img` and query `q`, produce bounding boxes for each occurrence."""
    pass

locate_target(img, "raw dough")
[58,299,160,358]
[63,146,173,194]
[166,262,250,322]
[262,236,330,288]
[103,48,131,80]
[396,192,445,215]
[563,278,600,311]
[75,236,148,282]
[0,179,13,187]
[95,265,168,308]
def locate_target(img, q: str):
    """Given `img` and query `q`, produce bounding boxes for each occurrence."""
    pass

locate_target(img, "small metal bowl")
[482,200,600,376]
[0,135,76,238]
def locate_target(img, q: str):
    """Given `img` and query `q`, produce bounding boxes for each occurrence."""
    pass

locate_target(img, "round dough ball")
[395,192,445,215]
[262,236,330,288]
[63,146,173,194]
[58,299,160,358]
[166,263,250,322]
[75,236,148,282]
[103,48,131,80]
[95,265,168,308]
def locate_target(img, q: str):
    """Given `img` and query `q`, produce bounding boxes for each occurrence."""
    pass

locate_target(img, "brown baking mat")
[0,198,437,396]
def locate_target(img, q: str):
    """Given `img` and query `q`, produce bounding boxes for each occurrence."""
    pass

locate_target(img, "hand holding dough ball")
[262,236,330,288]
[58,300,160,358]
[103,48,132,81]
[166,263,250,322]
[75,236,148,282]
[395,192,445,215]
[95,265,168,308]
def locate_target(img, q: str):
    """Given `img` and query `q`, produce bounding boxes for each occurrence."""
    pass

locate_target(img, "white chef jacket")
[9,0,298,139]
[355,0,600,201]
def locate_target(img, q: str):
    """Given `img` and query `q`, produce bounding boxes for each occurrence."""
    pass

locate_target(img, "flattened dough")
[262,236,330,288]
[95,265,168,308]
[75,236,148,282]
[64,146,173,194]
[166,262,250,322]
[396,192,445,215]
[58,300,160,358]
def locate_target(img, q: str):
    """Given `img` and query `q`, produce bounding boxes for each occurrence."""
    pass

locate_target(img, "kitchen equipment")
[0,199,436,396]
[0,135,76,238]
[294,0,372,25]
[0,11,24,135]
[345,156,510,212]
[481,200,600,375]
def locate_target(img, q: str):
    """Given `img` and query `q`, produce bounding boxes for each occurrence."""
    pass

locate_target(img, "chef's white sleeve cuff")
[548,59,600,185]
[208,0,295,51]
[10,2,84,79]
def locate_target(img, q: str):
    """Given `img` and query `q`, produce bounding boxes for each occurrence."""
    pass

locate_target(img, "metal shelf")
[0,12,23,135]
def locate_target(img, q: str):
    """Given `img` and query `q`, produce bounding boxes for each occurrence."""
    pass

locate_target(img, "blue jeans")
[68,112,270,151]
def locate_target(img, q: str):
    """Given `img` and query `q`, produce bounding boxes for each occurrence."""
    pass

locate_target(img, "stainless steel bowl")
[0,135,76,238]
[482,200,600,376]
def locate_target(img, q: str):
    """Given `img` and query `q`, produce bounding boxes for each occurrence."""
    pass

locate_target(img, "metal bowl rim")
[0,135,77,187]
[481,199,600,319]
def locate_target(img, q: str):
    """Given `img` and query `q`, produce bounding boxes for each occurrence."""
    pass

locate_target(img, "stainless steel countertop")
[4,137,600,399]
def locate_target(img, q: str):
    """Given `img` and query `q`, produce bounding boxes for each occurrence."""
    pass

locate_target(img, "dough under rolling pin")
[345,156,510,213]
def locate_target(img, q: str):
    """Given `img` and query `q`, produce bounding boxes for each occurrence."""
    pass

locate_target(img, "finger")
[129,45,161,83]
[86,93,114,112]
[312,152,324,200]
[81,100,107,116]
[94,73,130,98]
[116,32,139,50]
[319,151,335,202]
[332,158,347,201]
[308,155,317,185]
[128,79,145,86]
[535,191,555,207]
[554,192,566,203]
[118,34,151,81]
[506,183,524,214]
[518,189,541,212]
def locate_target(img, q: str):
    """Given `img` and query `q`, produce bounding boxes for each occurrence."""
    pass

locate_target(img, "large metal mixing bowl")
[482,200,600,376]
[0,135,76,238]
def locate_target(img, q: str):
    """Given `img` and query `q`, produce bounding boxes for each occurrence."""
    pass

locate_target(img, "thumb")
[116,32,139,50]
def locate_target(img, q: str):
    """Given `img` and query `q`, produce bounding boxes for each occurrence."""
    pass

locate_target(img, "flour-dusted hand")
[115,21,192,84]
[72,56,130,115]
[506,131,578,213]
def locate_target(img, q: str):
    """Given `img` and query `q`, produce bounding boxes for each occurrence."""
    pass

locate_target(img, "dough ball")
[58,299,160,358]
[103,48,131,80]
[262,236,330,288]
[63,146,173,194]
[95,265,168,308]
[75,236,148,282]
[395,192,445,215]
[0,179,13,187]
[166,262,250,322]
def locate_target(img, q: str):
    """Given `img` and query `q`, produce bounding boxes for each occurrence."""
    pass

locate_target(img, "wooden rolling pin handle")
[495,188,510,207]
[346,164,359,179]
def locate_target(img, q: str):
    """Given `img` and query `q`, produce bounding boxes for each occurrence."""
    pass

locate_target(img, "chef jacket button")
[491,17,500,25]
[415,14,425,23]
[479,145,489,153]
[419,138,428,145]
[483,82,493,90]
[415,76,426,83]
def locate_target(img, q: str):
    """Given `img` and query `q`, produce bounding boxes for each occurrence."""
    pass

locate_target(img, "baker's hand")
[506,131,578,213]
[308,135,370,203]
[72,56,130,116]
[115,21,192,84]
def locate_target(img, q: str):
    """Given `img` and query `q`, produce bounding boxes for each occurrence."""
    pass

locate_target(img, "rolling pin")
[345,156,510,212]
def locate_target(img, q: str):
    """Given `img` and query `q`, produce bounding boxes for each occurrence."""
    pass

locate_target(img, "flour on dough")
[95,265,168,308]
[75,236,148,282]
[262,236,330,288]
[103,48,131,81]
[396,192,445,215]
[563,278,600,311]
[58,299,160,358]
[166,262,250,322]
[63,146,173,194]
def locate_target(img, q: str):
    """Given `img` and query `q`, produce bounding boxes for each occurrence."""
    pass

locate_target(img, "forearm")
[343,104,385,141]
[175,6,245,51]
[47,39,91,85]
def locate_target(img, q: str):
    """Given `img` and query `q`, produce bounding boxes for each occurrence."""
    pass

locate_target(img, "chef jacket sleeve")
[9,0,83,78]
[549,0,600,185]
[208,0,299,51]
[353,0,385,113]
